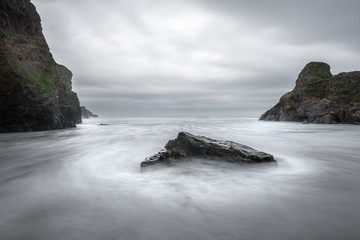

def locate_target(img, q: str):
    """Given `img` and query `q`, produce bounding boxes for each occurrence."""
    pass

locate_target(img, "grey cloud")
[31,0,360,118]
[74,74,290,118]
[193,0,360,49]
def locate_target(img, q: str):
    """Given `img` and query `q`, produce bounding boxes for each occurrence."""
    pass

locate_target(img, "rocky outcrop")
[141,132,276,168]
[80,106,98,118]
[0,0,81,133]
[260,62,360,124]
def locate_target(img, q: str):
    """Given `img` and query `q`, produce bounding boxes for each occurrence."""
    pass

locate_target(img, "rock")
[80,106,98,119]
[260,62,360,124]
[0,0,81,133]
[99,123,108,126]
[141,132,276,168]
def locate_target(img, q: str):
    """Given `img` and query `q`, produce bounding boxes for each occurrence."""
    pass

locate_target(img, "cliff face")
[0,0,81,133]
[260,62,360,124]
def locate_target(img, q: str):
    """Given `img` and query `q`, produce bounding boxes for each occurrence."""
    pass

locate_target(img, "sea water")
[0,118,359,240]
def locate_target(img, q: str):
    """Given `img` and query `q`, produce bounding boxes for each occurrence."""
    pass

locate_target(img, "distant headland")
[260,62,360,124]
[80,106,98,118]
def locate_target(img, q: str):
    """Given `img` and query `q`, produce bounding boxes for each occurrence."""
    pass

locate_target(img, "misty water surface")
[0,118,359,240]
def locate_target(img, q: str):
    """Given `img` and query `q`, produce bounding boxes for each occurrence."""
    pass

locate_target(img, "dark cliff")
[260,62,360,124]
[0,0,81,133]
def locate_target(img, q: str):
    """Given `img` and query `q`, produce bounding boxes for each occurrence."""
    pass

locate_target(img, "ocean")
[0,118,359,240]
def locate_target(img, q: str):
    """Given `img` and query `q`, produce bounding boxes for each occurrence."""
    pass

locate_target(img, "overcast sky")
[31,0,360,117]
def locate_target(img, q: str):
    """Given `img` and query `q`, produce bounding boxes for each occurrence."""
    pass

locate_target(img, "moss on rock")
[0,0,82,133]
[260,62,360,124]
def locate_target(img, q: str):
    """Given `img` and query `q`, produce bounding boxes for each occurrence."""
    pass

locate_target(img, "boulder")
[141,132,276,168]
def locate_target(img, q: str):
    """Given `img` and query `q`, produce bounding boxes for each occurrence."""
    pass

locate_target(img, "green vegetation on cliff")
[0,0,82,133]
[260,62,360,124]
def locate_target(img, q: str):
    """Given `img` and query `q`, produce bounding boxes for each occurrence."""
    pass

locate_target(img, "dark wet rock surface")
[141,132,276,168]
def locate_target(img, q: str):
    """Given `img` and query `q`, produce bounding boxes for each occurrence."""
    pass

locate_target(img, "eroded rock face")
[260,62,360,124]
[0,0,81,133]
[141,132,276,168]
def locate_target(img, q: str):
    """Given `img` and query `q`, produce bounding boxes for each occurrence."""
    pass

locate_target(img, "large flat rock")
[141,132,276,168]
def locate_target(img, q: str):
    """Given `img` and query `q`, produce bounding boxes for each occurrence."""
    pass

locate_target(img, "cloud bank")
[31,0,360,117]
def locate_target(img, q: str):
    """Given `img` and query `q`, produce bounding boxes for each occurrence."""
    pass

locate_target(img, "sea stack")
[0,0,82,133]
[260,62,360,124]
